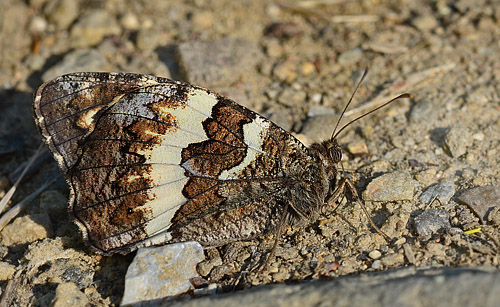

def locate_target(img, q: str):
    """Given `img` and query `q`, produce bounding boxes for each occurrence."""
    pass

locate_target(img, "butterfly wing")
[34,72,311,254]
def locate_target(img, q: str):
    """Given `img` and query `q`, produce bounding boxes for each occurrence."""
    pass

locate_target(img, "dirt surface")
[0,0,499,305]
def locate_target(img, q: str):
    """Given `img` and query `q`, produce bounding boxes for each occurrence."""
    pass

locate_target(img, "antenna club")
[400,93,413,99]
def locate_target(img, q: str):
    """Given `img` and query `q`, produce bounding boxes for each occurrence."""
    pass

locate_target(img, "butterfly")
[33,72,411,255]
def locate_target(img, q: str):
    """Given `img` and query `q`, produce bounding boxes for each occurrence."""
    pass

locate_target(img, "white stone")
[121,242,205,305]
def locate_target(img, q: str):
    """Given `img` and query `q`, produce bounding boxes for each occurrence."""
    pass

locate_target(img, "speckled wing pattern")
[33,72,316,255]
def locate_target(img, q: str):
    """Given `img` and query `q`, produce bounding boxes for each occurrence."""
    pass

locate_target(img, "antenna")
[331,68,369,140]
[330,68,413,140]
[332,93,413,140]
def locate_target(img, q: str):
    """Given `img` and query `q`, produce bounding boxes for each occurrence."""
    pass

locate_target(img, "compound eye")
[329,147,342,163]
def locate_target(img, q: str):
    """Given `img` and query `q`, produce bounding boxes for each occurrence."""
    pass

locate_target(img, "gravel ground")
[0,0,499,305]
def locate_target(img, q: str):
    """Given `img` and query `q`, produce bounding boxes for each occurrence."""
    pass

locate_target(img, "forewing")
[34,72,308,254]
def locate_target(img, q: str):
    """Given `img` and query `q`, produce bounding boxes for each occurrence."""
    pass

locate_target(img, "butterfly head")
[308,137,342,178]
[328,138,342,164]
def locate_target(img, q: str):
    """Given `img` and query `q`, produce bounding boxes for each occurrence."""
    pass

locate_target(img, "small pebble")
[193,283,218,296]
[371,260,381,269]
[380,253,404,267]
[190,276,209,289]
[0,214,53,245]
[197,257,222,277]
[277,88,307,107]
[265,22,303,39]
[394,237,406,246]
[192,11,214,29]
[402,243,416,264]
[265,40,284,57]
[308,93,323,105]
[301,62,316,75]
[347,140,369,155]
[29,15,48,34]
[337,48,362,64]
[487,207,500,225]
[461,168,475,180]
[307,105,335,117]
[412,15,439,31]
[368,250,382,260]
[0,262,16,280]
[120,12,140,30]
[426,242,446,258]
[275,246,300,261]
[264,105,294,131]
[0,246,8,259]
[272,269,289,282]
[472,132,485,141]
[50,282,88,307]
[415,168,438,187]
[24,54,46,71]
[209,264,233,281]
[273,60,298,82]
[268,265,279,274]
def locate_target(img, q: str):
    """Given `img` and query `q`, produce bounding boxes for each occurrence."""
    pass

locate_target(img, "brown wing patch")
[170,96,307,233]
[34,76,143,172]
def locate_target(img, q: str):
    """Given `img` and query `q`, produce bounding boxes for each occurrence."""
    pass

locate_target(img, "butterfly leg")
[344,178,392,242]
[260,201,289,272]
[326,178,346,209]
[229,201,289,289]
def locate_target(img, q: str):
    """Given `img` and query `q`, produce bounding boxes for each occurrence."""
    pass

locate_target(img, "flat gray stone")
[42,49,112,82]
[414,209,451,236]
[409,100,435,123]
[419,182,455,204]
[177,38,262,87]
[121,242,205,305]
[44,0,79,30]
[70,9,121,48]
[456,185,500,223]
[300,114,338,141]
[171,267,500,307]
[444,126,473,157]
[337,48,362,64]
[136,28,165,51]
[362,171,417,201]
[262,105,294,132]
